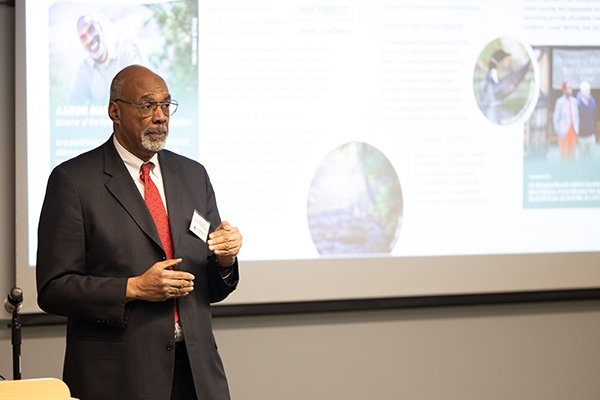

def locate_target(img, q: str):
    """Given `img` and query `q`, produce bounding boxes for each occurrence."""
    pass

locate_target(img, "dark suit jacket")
[36,138,238,400]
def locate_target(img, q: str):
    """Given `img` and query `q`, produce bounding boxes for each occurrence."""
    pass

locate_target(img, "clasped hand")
[207,221,242,267]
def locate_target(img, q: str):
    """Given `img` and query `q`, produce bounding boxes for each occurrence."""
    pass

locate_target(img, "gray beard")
[141,129,168,152]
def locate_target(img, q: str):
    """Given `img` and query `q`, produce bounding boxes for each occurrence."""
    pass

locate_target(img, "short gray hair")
[109,75,125,101]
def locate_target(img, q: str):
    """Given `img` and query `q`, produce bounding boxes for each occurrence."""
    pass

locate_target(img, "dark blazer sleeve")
[208,256,239,303]
[36,165,128,326]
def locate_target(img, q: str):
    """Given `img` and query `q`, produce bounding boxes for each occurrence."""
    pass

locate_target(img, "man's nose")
[152,106,168,124]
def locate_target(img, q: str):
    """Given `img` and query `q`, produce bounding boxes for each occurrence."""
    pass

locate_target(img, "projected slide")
[16,0,600,313]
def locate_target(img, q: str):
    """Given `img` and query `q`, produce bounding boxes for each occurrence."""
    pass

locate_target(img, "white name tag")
[189,209,211,243]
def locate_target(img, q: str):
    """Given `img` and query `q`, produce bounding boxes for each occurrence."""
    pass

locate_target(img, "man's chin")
[142,136,167,153]
[90,43,106,61]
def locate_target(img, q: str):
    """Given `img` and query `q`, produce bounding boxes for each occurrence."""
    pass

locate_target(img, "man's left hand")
[208,221,242,266]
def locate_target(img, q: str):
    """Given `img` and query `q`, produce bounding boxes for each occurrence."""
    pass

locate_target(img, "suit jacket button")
[166,342,174,351]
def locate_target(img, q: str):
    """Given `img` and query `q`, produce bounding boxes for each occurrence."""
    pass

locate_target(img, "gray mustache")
[143,128,168,136]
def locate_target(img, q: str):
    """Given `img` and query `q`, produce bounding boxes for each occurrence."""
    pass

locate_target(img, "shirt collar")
[112,135,160,176]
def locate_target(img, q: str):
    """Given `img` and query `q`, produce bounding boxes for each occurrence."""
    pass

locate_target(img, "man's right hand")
[126,258,195,302]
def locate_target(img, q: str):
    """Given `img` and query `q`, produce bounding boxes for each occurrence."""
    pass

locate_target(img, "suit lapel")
[159,151,188,253]
[102,139,164,250]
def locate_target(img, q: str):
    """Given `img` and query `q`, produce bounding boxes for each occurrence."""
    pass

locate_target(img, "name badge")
[189,209,210,243]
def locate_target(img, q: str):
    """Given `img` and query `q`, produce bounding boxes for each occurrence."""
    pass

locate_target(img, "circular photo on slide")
[307,142,403,256]
[473,37,538,125]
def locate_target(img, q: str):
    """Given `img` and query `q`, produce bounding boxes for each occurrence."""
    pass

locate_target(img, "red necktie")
[140,162,179,323]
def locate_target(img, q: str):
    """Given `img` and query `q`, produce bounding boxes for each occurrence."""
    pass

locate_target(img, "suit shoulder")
[47,141,109,186]
[53,144,103,171]
[159,149,208,172]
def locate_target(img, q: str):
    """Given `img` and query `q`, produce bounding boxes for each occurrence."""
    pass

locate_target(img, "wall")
[2,302,600,399]
[1,5,600,400]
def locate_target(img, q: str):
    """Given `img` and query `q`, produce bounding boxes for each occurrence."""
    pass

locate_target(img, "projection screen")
[16,0,600,315]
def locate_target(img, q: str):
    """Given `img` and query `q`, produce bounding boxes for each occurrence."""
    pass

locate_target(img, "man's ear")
[108,102,120,122]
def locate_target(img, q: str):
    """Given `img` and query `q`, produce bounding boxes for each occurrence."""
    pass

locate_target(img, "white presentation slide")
[16,0,600,314]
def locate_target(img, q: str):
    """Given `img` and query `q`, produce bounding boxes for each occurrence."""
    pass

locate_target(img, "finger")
[214,240,241,255]
[218,221,231,231]
[222,229,240,245]
[225,237,242,252]
[209,230,238,248]
[157,258,183,270]
[179,285,194,296]
[173,284,193,297]
[177,278,194,289]
[165,287,177,298]
[161,263,194,279]
[168,277,193,291]
[209,223,234,240]
[166,270,195,281]
[207,235,224,249]
[208,230,224,241]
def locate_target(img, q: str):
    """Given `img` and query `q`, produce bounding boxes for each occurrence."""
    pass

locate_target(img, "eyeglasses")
[114,98,178,117]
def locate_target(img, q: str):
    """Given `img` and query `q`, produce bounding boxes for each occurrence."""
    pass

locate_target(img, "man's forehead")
[138,91,171,101]
[77,18,97,31]
[124,71,165,88]
[127,82,170,101]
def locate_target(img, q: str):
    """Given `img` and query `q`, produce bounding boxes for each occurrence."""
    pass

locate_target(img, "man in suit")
[36,65,242,400]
